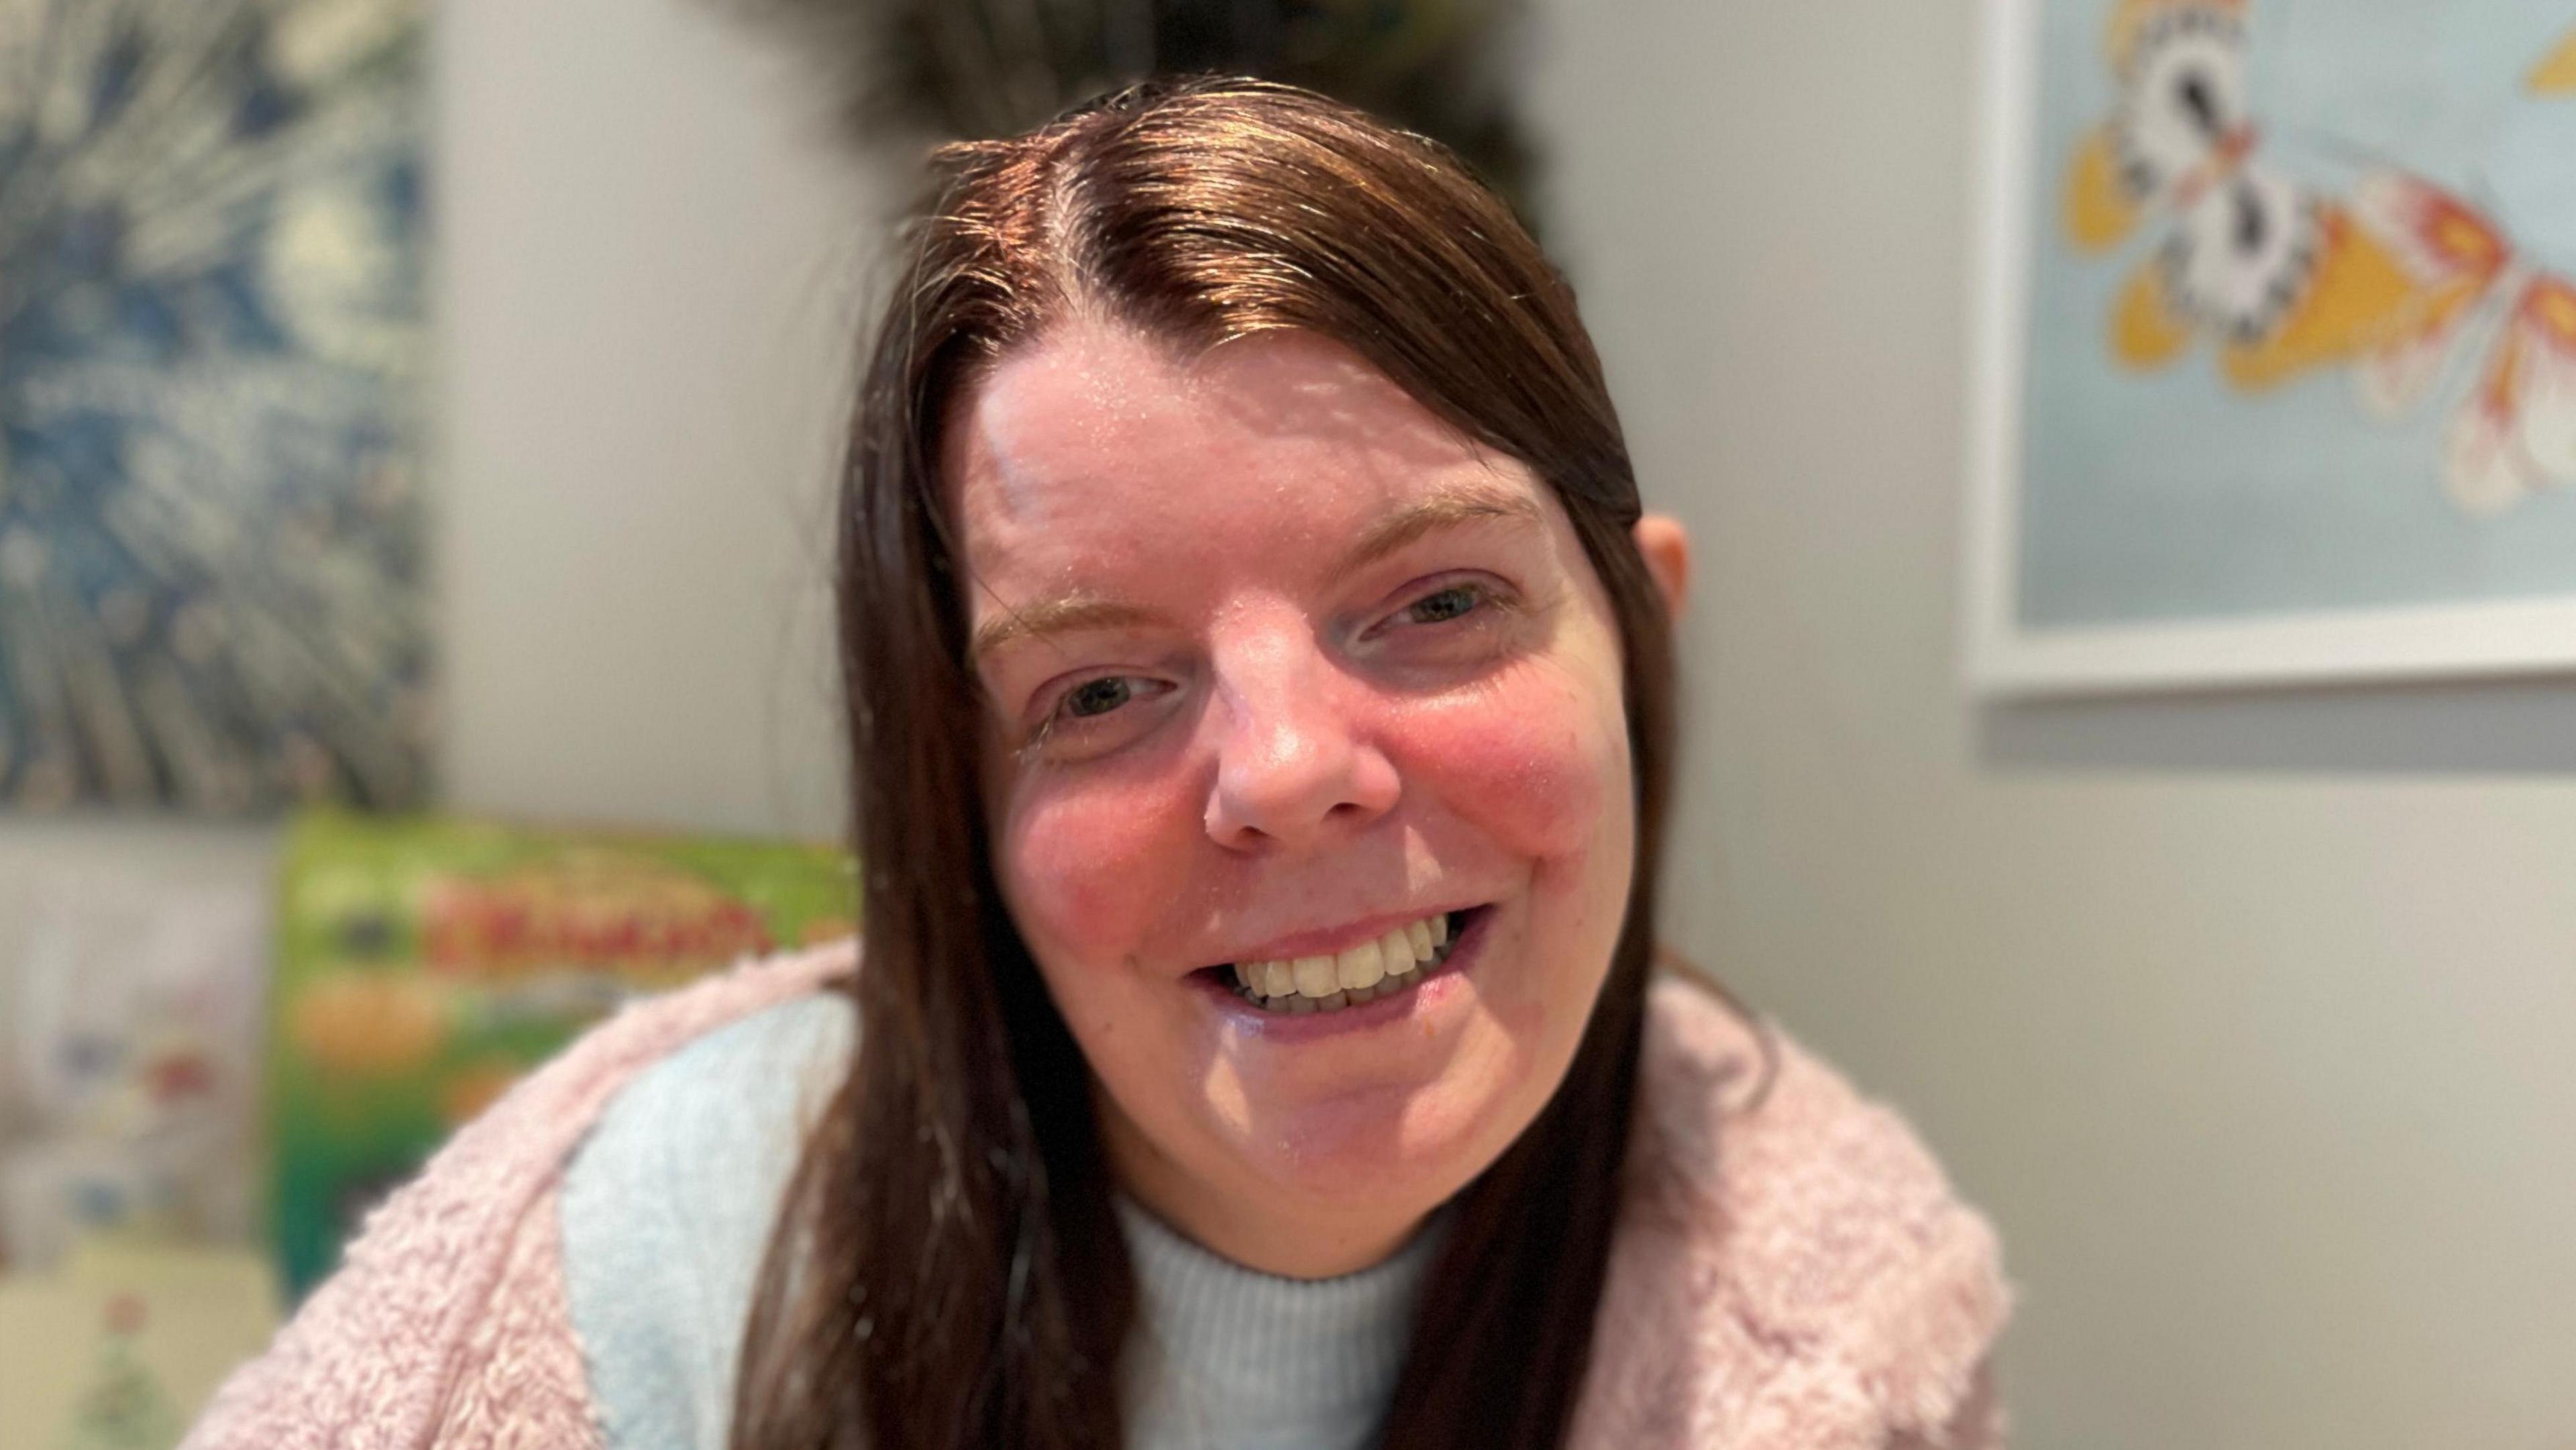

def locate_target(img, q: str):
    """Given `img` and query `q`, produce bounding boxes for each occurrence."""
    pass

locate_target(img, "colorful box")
[267,811,853,1298]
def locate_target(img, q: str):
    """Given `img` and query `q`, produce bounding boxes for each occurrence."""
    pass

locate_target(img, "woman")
[186,77,2008,1450]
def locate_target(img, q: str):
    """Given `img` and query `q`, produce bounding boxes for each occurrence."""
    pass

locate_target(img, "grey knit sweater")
[557,992,1443,1450]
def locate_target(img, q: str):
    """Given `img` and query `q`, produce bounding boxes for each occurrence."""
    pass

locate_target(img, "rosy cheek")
[1000,770,1202,972]
[1395,670,1620,868]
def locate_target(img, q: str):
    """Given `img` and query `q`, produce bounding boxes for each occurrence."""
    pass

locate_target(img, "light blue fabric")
[559,991,1442,1450]
[559,992,855,1450]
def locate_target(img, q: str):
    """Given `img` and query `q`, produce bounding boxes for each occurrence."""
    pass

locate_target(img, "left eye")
[1399,584,1484,625]
[1360,579,1515,647]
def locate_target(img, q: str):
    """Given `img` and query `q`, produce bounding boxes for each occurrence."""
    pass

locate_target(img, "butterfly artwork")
[0,0,431,813]
[2346,172,2576,515]
[2533,23,2576,91]
[2339,25,2576,517]
[2057,0,2439,393]
[2057,0,2576,519]
[1968,0,2576,694]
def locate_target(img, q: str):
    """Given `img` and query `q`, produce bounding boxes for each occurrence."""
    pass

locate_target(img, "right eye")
[1021,674,1179,765]
[1061,676,1138,720]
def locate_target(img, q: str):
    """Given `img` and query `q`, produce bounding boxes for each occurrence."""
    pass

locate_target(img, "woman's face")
[951,321,1669,1279]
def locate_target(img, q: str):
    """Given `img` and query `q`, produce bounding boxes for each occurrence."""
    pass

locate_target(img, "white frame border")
[1962,0,2576,698]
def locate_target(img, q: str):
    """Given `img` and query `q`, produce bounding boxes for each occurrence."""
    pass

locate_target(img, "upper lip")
[1203,904,1474,968]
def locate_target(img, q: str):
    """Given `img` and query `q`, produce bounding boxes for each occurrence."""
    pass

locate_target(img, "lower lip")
[1191,907,1491,1041]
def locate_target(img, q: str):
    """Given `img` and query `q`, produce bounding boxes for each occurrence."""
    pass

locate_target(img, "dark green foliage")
[703,0,1537,215]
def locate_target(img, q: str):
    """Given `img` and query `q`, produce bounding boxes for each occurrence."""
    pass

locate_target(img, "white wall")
[435,0,871,841]
[1526,3,2576,1447]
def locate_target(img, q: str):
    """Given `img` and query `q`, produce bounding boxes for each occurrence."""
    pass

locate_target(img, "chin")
[1230,1071,1536,1213]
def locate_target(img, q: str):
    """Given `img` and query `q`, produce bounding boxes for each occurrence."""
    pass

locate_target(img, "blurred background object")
[702,0,1537,206]
[262,811,849,1296]
[0,807,851,1443]
[0,872,264,1272]
[0,0,875,1439]
[0,0,432,816]
[0,1237,278,1450]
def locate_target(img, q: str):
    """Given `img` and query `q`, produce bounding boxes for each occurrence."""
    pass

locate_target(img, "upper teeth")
[1230,911,1455,1011]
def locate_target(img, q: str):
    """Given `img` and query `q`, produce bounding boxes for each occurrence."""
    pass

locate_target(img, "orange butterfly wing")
[2345,172,2516,416]
[2445,275,2576,513]
[2529,25,2576,94]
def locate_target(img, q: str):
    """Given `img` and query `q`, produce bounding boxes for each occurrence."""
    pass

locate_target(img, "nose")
[1203,632,1401,853]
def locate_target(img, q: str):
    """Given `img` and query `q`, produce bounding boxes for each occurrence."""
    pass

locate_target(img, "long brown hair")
[732,75,1679,1450]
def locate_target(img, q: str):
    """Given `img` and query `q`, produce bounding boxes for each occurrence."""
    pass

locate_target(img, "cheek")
[1397,658,1633,1049]
[1397,664,1625,870]
[998,763,1205,968]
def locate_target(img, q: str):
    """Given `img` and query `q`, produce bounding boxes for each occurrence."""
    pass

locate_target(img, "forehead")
[943,323,1542,585]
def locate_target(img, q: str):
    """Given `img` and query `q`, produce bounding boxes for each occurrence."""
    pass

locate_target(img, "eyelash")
[1024,578,1513,755]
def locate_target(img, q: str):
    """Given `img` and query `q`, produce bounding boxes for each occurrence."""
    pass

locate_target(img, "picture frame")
[1964,0,2576,695]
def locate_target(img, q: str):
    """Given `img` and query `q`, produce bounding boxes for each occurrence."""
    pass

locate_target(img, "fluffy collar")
[1574,976,2010,1447]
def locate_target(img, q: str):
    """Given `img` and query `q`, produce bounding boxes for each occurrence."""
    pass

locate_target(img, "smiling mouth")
[1201,908,1477,1015]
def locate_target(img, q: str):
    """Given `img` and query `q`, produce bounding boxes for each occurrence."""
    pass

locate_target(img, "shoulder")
[181,938,860,1450]
[558,982,856,1448]
[571,983,857,1187]
[1635,976,1993,1259]
[1571,976,2015,1450]
[561,975,857,1257]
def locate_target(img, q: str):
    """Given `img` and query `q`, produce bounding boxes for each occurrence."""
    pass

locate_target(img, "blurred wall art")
[1968,0,2576,692]
[0,0,429,811]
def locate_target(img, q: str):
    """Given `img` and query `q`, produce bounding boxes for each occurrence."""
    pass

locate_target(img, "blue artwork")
[0,0,428,811]
[2013,0,2576,632]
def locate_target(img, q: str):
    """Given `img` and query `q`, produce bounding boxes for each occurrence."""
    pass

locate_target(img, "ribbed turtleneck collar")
[1114,1196,1450,1449]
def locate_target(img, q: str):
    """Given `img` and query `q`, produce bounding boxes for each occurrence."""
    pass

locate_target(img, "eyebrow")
[968,480,1544,664]
[1341,480,1542,574]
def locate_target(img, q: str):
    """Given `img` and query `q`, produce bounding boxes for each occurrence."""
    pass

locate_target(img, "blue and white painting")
[0,0,428,812]
[2015,0,2576,634]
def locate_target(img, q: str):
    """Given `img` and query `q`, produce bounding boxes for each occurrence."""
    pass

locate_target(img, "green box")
[266,810,854,1298]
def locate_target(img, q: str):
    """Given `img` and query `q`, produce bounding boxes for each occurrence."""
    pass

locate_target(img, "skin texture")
[952,321,1688,1280]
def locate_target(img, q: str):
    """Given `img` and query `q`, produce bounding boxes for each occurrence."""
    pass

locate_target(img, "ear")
[1631,515,1690,621]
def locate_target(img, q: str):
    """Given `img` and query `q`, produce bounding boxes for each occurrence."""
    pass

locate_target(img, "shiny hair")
[733,74,1680,1450]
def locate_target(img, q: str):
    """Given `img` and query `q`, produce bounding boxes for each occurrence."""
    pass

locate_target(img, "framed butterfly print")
[1966,0,2576,694]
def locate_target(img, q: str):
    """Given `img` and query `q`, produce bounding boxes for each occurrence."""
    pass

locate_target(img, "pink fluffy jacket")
[183,938,2012,1449]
